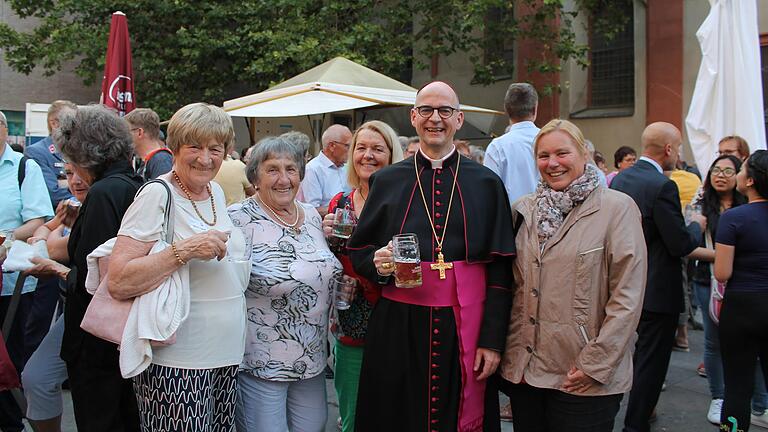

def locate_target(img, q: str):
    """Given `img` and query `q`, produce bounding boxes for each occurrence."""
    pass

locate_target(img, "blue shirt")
[1,145,55,296]
[716,202,768,293]
[24,136,73,207]
[483,121,540,206]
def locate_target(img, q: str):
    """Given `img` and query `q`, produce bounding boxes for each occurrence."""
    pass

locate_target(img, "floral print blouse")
[228,198,342,381]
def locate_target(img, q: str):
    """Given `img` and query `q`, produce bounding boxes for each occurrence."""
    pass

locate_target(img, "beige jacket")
[499,186,647,395]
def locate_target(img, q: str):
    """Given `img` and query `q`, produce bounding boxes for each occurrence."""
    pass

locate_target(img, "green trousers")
[334,342,364,432]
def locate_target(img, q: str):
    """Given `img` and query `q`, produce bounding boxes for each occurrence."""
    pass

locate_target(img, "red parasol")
[99,11,136,116]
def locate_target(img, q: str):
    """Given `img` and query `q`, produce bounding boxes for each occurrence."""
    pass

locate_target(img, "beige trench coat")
[499,186,647,396]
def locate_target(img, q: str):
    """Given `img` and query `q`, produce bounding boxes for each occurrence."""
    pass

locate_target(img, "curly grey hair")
[245,136,306,185]
[55,105,134,179]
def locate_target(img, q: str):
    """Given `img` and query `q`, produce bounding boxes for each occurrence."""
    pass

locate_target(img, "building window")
[761,34,768,138]
[589,4,634,109]
[483,6,515,80]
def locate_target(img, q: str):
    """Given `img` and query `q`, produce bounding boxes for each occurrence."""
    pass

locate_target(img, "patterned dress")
[228,198,342,381]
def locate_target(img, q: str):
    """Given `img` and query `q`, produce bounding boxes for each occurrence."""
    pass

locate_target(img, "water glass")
[331,274,355,310]
[392,233,422,288]
[227,226,254,264]
[684,203,702,225]
[332,208,356,239]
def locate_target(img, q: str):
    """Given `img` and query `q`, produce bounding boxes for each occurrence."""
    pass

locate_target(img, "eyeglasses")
[331,141,350,149]
[414,106,459,119]
[717,150,739,156]
[711,167,736,177]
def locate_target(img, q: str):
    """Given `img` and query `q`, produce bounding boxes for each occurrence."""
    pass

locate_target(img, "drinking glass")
[332,208,356,239]
[392,233,422,288]
[227,227,254,264]
[331,274,355,310]
[685,203,702,225]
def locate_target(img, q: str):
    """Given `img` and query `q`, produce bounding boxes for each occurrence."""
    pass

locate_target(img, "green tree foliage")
[0,0,629,118]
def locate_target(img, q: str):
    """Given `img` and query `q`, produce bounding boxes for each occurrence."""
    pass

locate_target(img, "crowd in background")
[0,80,766,432]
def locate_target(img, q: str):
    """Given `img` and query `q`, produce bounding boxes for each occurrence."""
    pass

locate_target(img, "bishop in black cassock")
[348,144,516,431]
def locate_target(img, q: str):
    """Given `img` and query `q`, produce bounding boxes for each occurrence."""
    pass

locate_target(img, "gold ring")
[381,262,393,270]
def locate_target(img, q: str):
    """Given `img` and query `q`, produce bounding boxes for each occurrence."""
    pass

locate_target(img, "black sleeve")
[477,254,515,351]
[653,180,701,257]
[347,171,393,284]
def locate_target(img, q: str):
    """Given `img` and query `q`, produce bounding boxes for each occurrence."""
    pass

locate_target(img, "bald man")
[348,81,516,431]
[298,124,352,216]
[611,122,706,432]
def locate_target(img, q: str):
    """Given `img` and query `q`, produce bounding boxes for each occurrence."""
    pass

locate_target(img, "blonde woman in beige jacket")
[499,119,647,432]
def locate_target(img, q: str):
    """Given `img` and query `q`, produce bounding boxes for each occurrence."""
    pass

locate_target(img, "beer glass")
[332,207,356,239]
[393,233,422,288]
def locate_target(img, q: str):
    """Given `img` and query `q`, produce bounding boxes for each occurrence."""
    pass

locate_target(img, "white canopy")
[685,0,766,173]
[223,57,503,133]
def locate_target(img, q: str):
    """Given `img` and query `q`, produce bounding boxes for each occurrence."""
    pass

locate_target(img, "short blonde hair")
[534,119,589,158]
[347,120,404,189]
[166,103,234,154]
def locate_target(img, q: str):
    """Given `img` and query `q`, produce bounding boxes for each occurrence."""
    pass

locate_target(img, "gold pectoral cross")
[430,252,453,280]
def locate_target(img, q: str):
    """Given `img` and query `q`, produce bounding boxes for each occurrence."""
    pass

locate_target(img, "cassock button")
[433,318,441,323]
[433,329,440,335]
[431,386,439,391]
[431,397,438,402]
[432,375,439,380]
[435,201,442,207]
[431,363,439,368]
[435,212,442,218]
[436,179,442,185]
[436,169,442,175]
[435,225,442,230]
[526,346,533,353]
[431,408,438,414]
[436,190,442,195]
[431,419,439,424]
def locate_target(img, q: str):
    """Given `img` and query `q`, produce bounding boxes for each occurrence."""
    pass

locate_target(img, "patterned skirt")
[132,364,238,432]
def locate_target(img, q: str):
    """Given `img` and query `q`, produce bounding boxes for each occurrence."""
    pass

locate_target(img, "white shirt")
[639,156,664,174]
[419,145,456,169]
[298,151,350,208]
[118,181,247,369]
[483,121,541,206]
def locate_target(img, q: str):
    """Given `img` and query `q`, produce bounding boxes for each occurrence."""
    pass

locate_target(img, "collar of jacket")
[515,186,604,257]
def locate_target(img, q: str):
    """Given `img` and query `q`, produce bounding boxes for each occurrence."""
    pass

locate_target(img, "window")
[483,6,515,80]
[761,34,768,138]
[589,4,634,109]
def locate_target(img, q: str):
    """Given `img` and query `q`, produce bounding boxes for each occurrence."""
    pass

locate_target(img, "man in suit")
[611,122,705,432]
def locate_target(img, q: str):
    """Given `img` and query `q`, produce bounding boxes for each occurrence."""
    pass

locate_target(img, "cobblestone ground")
[47,326,752,431]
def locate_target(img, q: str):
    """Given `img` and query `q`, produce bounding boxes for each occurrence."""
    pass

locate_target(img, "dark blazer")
[610,159,701,314]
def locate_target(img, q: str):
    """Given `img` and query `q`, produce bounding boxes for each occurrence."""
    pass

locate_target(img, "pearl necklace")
[257,193,300,231]
[172,171,217,226]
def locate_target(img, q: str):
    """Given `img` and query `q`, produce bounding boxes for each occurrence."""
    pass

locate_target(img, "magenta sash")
[382,261,486,432]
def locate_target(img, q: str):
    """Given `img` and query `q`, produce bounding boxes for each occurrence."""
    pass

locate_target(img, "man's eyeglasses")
[717,150,738,156]
[414,106,459,119]
[711,167,736,177]
[331,140,350,149]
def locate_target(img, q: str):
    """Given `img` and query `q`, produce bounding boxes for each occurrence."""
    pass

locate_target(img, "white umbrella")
[685,0,766,173]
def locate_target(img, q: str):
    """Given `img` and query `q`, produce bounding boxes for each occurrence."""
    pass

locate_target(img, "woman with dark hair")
[690,155,760,425]
[606,146,637,186]
[715,150,768,431]
[26,105,141,431]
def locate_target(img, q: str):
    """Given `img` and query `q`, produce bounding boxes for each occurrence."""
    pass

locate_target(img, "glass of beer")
[332,207,356,239]
[331,274,355,310]
[393,233,422,288]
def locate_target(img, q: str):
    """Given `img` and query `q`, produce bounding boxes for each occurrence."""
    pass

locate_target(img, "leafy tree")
[0,0,629,119]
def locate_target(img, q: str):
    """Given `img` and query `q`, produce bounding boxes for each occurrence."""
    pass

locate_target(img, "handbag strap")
[704,230,720,281]
[135,179,175,244]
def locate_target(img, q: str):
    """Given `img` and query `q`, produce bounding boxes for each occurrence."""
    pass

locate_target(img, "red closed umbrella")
[99,11,136,116]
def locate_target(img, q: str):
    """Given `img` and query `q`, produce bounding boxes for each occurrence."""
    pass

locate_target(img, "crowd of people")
[0,79,766,432]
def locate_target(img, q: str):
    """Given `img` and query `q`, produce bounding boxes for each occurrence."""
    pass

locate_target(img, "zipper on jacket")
[578,324,590,345]
[578,246,605,256]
